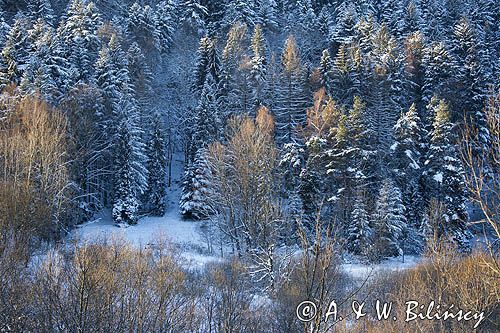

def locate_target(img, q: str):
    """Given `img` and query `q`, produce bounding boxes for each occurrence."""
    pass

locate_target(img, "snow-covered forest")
[0,0,498,332]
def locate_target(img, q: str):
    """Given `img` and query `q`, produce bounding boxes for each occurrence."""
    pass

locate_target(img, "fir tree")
[145,113,167,216]
[250,24,267,110]
[156,0,178,54]
[28,0,55,26]
[330,44,355,105]
[95,34,132,113]
[23,19,59,101]
[423,98,471,250]
[128,3,160,53]
[380,0,404,38]
[422,42,456,107]
[391,103,425,253]
[180,0,208,35]
[295,0,320,59]
[404,32,426,121]
[223,0,256,29]
[0,8,10,49]
[193,36,221,94]
[58,0,102,85]
[127,42,153,107]
[347,190,372,255]
[221,23,255,117]
[400,1,421,37]
[189,73,222,159]
[299,89,340,221]
[319,49,333,94]
[368,24,405,151]
[329,3,357,47]
[419,0,448,41]
[112,96,148,225]
[373,178,407,258]
[451,17,489,147]
[256,0,278,31]
[1,15,31,84]
[180,148,213,219]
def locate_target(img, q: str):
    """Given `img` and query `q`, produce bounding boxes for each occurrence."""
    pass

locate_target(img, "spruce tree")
[28,0,55,26]
[96,34,132,114]
[193,36,221,94]
[112,96,148,225]
[373,178,407,258]
[300,89,341,222]
[325,96,374,224]
[422,41,457,106]
[128,3,160,54]
[1,15,31,84]
[400,1,421,37]
[330,44,354,105]
[329,3,357,47]
[422,98,471,250]
[156,0,178,54]
[319,49,333,95]
[404,32,426,121]
[24,19,58,101]
[180,0,208,35]
[380,0,404,38]
[347,190,372,255]
[250,24,267,111]
[391,103,425,253]
[189,73,221,159]
[256,0,278,31]
[181,71,222,218]
[127,42,153,108]
[222,22,252,116]
[180,148,213,219]
[223,0,256,29]
[145,113,167,216]
[58,0,102,85]
[368,24,405,152]
[451,17,489,147]
[0,8,10,49]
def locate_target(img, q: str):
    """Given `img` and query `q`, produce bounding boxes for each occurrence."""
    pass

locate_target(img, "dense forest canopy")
[0,0,499,332]
[0,0,500,268]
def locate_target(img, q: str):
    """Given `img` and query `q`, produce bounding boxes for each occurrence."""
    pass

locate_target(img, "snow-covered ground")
[71,154,422,277]
[71,155,221,269]
[342,255,421,281]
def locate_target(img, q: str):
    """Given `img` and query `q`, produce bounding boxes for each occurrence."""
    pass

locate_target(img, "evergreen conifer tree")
[373,178,407,258]
[156,0,178,54]
[256,0,278,31]
[1,15,31,84]
[347,190,372,255]
[128,3,160,53]
[451,17,490,147]
[28,0,55,26]
[180,148,213,219]
[250,24,267,110]
[180,0,208,35]
[145,113,167,216]
[422,98,471,250]
[112,96,148,225]
[391,103,425,253]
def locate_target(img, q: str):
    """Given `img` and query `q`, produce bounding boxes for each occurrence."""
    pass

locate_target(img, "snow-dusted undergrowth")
[72,155,221,269]
[70,155,423,279]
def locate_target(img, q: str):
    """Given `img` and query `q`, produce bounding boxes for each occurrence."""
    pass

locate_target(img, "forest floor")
[72,154,426,280]
[70,155,421,280]
[71,154,223,270]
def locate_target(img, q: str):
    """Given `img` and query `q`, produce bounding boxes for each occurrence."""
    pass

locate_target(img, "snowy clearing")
[71,156,221,269]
